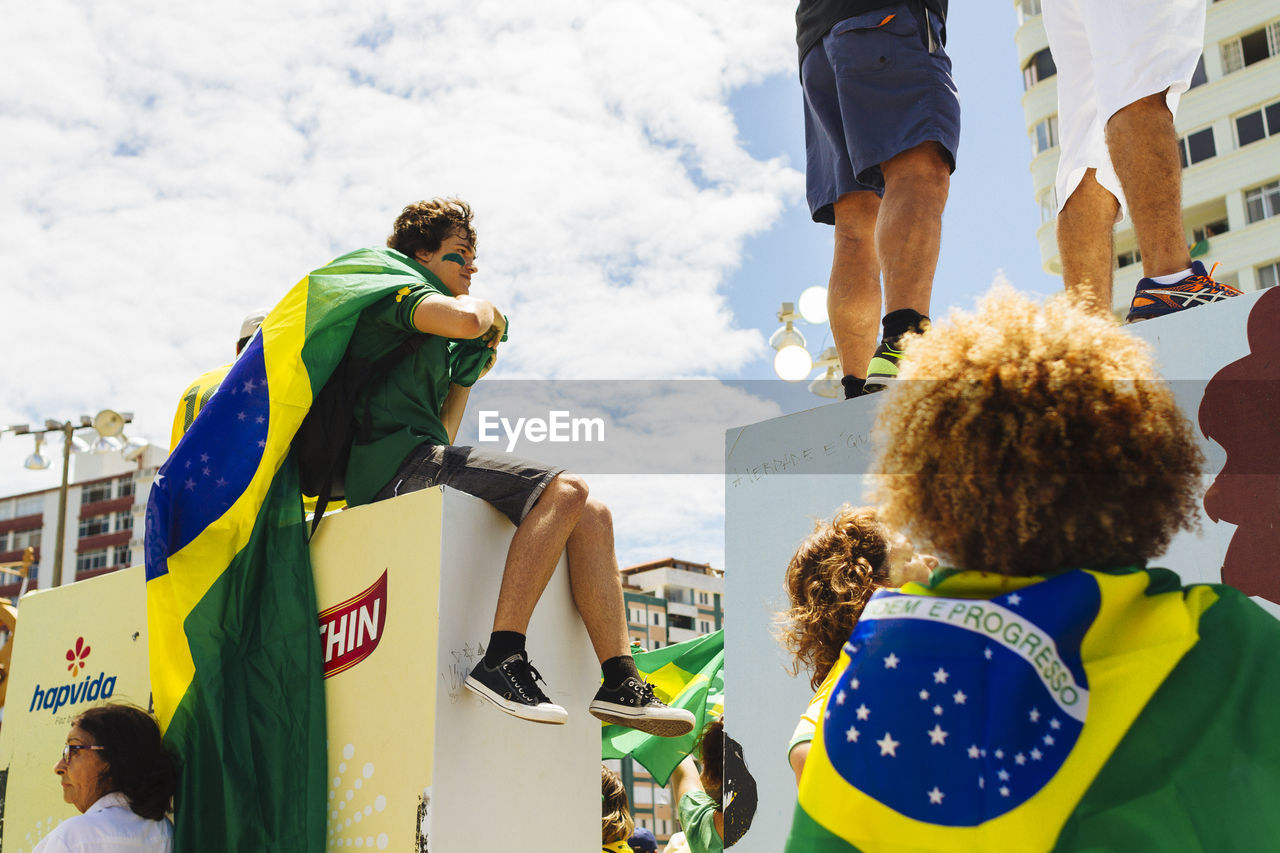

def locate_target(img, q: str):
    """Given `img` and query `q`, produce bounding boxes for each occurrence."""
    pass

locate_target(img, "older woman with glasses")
[36,703,177,853]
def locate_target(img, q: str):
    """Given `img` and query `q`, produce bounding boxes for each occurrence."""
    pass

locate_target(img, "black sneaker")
[863,339,905,393]
[589,677,696,737]
[464,652,568,725]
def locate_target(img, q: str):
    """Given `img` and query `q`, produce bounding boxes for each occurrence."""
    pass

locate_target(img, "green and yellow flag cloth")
[602,629,725,785]
[787,566,1280,852]
[145,248,450,851]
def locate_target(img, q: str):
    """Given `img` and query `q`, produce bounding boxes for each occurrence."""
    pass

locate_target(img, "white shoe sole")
[464,675,568,725]
[589,701,696,737]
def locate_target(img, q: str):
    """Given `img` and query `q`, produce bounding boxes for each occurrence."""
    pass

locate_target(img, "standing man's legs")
[876,141,950,315]
[1058,169,1121,313]
[828,192,882,397]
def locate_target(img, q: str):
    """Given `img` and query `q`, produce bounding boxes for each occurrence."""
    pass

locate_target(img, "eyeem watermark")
[477,410,605,452]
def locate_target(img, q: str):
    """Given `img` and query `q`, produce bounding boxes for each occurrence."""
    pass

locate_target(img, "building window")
[78,514,112,538]
[1023,47,1056,90]
[1117,249,1142,269]
[1259,261,1280,289]
[82,482,112,504]
[1193,219,1229,243]
[1245,181,1280,224]
[114,546,132,567]
[1235,100,1280,147]
[1039,186,1058,224]
[1032,115,1059,155]
[698,591,709,605]
[76,549,109,573]
[1222,22,1280,74]
[115,511,134,532]
[14,495,43,517]
[117,476,135,498]
[13,528,42,549]
[652,612,661,626]
[1017,0,1042,25]
[1178,127,1216,167]
[1189,55,1208,89]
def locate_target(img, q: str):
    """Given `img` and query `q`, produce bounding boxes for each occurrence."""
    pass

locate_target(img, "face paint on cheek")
[441,253,467,266]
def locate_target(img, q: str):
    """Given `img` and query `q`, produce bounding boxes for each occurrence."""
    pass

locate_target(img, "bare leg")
[491,473,587,634]
[1057,168,1120,314]
[564,498,629,664]
[1105,90,1190,278]
[828,192,882,378]
[876,141,951,316]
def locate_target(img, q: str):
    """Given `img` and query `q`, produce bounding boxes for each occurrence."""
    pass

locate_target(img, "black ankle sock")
[841,376,866,399]
[601,655,641,688]
[882,309,930,348]
[484,631,526,667]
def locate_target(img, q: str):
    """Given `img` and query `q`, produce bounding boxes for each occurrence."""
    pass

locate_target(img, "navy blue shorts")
[375,444,562,527]
[801,2,961,225]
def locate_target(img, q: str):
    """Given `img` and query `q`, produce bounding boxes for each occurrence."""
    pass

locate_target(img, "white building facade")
[1016,0,1280,314]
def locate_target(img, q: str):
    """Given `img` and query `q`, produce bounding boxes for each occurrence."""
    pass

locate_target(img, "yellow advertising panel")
[311,487,442,851]
[0,568,152,853]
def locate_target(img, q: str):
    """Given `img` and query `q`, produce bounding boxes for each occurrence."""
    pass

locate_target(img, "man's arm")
[440,384,471,444]
[413,293,498,340]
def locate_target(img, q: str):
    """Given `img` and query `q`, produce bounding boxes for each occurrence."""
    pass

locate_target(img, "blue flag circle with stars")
[822,571,1100,826]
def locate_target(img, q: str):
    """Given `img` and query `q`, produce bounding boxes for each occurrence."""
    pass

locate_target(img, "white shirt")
[33,792,173,853]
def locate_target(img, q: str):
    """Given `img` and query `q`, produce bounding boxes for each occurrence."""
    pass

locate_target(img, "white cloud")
[0,0,801,560]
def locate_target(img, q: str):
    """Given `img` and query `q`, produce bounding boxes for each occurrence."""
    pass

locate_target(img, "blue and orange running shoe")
[1125,261,1242,324]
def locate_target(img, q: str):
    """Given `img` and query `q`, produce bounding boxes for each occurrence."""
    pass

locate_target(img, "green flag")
[602,629,725,785]
[147,248,452,850]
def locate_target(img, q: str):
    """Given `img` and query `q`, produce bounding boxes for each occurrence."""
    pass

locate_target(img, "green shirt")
[678,791,723,853]
[343,264,453,506]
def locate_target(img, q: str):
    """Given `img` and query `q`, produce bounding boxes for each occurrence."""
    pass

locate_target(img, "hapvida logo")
[319,571,388,679]
[66,636,91,676]
[30,672,117,714]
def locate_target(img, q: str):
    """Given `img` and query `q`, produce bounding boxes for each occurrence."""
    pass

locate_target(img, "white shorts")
[1043,0,1206,218]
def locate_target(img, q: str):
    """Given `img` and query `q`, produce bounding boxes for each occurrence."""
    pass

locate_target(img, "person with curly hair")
[37,703,177,852]
[779,505,936,782]
[601,764,636,852]
[787,286,1280,851]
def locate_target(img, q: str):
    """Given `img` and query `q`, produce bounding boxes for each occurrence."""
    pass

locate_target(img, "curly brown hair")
[777,506,890,690]
[601,764,634,843]
[873,285,1202,577]
[386,198,476,259]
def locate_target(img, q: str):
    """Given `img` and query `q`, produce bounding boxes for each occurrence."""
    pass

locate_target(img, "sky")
[0,2,1060,569]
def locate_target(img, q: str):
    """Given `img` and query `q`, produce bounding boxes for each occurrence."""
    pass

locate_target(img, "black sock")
[484,631,525,667]
[841,375,866,399]
[882,309,930,348]
[601,655,641,688]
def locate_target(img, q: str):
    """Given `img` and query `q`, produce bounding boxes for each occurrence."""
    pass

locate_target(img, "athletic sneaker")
[464,652,568,725]
[589,677,696,737]
[1125,261,1241,324]
[863,339,905,393]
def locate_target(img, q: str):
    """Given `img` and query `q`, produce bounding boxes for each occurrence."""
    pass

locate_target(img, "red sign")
[319,571,387,679]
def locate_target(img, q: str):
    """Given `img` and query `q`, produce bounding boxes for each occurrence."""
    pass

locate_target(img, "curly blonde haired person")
[874,285,1202,576]
[778,505,936,783]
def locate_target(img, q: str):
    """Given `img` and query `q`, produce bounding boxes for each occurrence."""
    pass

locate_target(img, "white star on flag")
[1031,748,1043,760]
[927,724,948,745]
[877,732,900,756]
[884,653,900,669]
[242,379,256,393]
[216,478,227,487]
[984,647,993,660]
[856,703,871,721]
[1044,734,1055,746]
[998,768,1010,781]
[968,745,980,759]
[928,787,945,805]
[933,705,943,716]
[933,667,949,683]
[200,453,210,463]
[919,689,930,700]
[994,749,1004,759]
[1050,718,1061,730]
[836,690,846,705]
[1000,786,1010,797]
[846,726,860,743]
[237,412,247,421]
[850,677,860,689]
[1015,753,1026,765]
[1008,593,1022,605]
[953,690,967,704]
[1029,707,1041,722]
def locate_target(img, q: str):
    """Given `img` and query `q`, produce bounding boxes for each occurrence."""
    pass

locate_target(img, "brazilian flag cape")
[145,247,450,851]
[787,567,1280,852]
[602,629,725,785]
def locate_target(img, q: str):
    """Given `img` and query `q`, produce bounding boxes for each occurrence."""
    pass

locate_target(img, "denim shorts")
[801,1,960,224]
[375,444,562,526]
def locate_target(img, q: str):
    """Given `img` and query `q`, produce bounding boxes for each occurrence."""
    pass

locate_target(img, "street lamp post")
[2,410,144,588]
